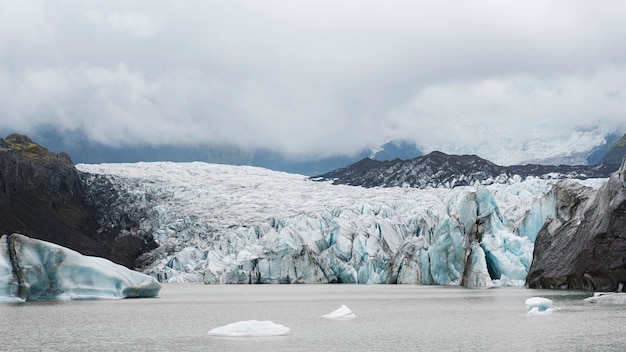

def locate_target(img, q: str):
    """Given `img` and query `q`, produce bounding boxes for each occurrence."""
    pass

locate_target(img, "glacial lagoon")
[1,284,624,351]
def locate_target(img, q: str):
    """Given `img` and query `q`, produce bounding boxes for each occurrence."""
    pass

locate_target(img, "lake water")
[1,284,624,351]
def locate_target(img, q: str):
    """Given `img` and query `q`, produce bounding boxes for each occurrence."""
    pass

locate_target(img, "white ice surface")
[77,162,607,286]
[323,305,356,320]
[207,320,290,337]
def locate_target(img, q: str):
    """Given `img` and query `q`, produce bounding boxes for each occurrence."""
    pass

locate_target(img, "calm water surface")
[1,284,624,352]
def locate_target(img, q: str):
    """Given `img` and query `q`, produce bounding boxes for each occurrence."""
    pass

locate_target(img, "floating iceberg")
[323,305,357,320]
[583,292,626,304]
[525,297,554,310]
[207,320,290,337]
[0,234,161,302]
[525,297,559,316]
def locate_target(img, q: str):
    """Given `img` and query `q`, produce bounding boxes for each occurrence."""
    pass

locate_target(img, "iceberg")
[323,305,356,320]
[207,320,290,337]
[525,297,554,311]
[0,234,161,301]
[583,292,626,304]
[525,297,558,316]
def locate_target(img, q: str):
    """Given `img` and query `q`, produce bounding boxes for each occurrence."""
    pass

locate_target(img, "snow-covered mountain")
[600,133,626,164]
[24,127,624,175]
[416,126,623,166]
[77,161,606,287]
[313,151,618,189]
[312,152,619,188]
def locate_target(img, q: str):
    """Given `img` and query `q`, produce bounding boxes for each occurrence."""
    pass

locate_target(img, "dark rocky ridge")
[312,151,619,188]
[0,134,156,268]
[526,155,626,290]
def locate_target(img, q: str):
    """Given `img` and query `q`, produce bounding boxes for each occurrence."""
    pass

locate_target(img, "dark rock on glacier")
[0,134,156,268]
[526,156,626,290]
[313,151,618,189]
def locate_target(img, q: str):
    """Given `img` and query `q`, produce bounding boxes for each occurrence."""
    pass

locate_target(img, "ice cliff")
[0,233,161,302]
[77,162,606,287]
[526,156,626,290]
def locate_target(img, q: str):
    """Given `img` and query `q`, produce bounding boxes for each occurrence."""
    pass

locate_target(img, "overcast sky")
[1,0,626,164]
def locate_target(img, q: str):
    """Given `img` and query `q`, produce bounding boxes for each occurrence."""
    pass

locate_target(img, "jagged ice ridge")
[77,162,607,287]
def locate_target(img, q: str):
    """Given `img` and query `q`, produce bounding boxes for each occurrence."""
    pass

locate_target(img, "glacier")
[77,162,607,287]
[0,234,161,302]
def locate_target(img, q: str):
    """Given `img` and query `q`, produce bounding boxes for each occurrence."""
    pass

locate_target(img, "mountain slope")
[0,134,156,268]
[600,133,626,164]
[313,151,619,188]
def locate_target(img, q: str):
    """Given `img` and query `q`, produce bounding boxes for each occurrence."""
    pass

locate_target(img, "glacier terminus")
[77,162,607,287]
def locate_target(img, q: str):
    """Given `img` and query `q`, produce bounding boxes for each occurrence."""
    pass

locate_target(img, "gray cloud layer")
[1,0,626,164]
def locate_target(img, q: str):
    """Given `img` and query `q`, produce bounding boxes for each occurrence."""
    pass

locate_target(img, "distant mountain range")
[312,151,620,189]
[3,128,625,176]
[13,129,424,176]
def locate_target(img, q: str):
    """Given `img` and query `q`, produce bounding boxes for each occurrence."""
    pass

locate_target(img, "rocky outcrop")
[0,134,156,268]
[526,155,626,290]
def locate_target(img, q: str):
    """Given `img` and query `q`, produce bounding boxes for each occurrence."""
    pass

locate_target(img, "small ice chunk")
[526,307,556,317]
[583,292,626,304]
[207,320,289,337]
[525,297,554,311]
[323,305,356,320]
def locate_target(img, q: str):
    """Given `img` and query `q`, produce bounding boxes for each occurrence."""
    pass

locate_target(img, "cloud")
[1,1,626,163]
[85,10,157,38]
[0,0,56,55]
[387,67,626,163]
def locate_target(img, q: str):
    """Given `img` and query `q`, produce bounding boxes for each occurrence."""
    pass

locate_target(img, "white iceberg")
[0,234,161,301]
[525,297,554,310]
[323,305,357,320]
[207,320,290,337]
[525,296,559,316]
[583,292,626,304]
